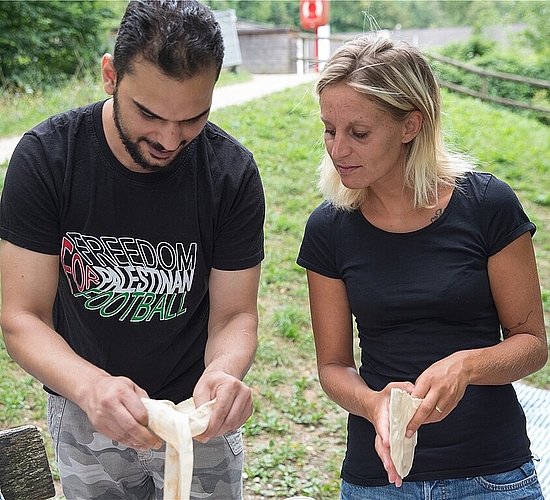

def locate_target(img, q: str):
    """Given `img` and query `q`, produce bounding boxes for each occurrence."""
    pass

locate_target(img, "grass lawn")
[0,77,549,499]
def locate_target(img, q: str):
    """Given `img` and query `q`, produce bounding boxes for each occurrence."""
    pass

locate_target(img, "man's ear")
[101,54,117,96]
[402,110,423,144]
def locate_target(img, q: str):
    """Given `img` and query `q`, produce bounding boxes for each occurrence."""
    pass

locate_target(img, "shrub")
[0,1,114,92]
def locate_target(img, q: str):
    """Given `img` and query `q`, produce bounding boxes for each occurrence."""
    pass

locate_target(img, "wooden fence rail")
[293,33,550,115]
[425,52,550,114]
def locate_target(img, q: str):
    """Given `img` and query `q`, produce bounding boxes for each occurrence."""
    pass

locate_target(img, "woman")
[297,35,547,499]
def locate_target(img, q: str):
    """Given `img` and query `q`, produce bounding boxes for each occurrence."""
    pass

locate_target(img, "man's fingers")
[85,377,162,450]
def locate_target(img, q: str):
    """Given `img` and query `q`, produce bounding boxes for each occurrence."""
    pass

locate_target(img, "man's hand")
[192,369,253,443]
[80,375,163,451]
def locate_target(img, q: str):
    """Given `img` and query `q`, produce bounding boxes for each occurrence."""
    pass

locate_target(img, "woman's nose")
[329,132,351,159]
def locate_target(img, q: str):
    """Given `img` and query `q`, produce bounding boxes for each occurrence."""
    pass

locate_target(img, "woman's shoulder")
[306,200,356,229]
[458,171,517,203]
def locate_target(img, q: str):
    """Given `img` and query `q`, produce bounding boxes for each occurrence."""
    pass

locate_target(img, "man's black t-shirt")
[0,100,265,403]
[297,172,535,484]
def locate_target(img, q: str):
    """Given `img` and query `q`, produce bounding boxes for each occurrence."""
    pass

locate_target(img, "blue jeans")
[341,461,544,499]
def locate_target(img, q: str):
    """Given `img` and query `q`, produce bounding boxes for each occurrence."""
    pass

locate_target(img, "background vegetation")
[430,29,550,124]
[206,0,530,33]
[0,1,549,498]
[1,75,549,499]
[2,1,550,93]
[0,1,116,91]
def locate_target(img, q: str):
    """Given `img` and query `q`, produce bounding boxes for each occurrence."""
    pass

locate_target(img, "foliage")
[205,0,527,33]
[1,78,549,499]
[208,0,298,28]
[440,32,497,60]
[516,1,550,58]
[434,34,550,124]
[0,1,116,92]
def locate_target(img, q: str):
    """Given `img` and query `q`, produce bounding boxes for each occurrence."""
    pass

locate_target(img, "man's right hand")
[0,243,162,450]
[79,375,163,451]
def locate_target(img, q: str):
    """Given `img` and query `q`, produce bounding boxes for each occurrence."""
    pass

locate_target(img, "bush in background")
[432,30,550,124]
[0,1,115,92]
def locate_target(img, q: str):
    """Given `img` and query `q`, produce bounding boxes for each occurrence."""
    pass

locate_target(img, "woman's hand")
[369,381,415,487]
[406,352,470,435]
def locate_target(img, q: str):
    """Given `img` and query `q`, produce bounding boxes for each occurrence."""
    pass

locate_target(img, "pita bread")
[389,388,423,479]
[142,397,215,500]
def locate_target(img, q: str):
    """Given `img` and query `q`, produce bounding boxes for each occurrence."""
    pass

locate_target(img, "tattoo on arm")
[502,310,533,337]
[431,208,443,222]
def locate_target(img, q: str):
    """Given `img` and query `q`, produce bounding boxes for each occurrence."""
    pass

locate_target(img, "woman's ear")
[101,54,117,96]
[402,110,423,144]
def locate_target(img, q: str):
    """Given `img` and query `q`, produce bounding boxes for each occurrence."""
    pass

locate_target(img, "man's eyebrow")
[133,99,210,123]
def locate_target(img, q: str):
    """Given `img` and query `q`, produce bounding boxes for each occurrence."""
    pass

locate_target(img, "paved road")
[0,73,318,165]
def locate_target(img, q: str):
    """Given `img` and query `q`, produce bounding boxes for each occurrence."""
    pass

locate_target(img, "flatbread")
[389,388,423,478]
[142,397,215,500]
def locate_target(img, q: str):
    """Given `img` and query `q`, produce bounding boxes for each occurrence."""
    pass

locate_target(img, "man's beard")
[112,93,178,172]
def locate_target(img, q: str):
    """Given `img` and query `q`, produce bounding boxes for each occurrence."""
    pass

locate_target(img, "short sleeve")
[481,175,535,256]
[0,132,62,254]
[297,202,341,279]
[211,158,265,271]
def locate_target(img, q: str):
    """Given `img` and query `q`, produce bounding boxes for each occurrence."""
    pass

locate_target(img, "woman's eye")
[353,131,368,139]
[324,129,335,137]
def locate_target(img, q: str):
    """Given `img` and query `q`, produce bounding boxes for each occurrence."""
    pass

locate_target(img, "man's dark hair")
[114,0,225,81]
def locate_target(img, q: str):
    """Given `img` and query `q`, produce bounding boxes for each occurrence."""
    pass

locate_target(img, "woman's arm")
[408,231,547,431]
[475,230,547,381]
[307,270,369,413]
[307,269,413,486]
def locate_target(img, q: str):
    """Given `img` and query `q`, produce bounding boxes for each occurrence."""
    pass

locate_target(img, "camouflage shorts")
[47,394,244,499]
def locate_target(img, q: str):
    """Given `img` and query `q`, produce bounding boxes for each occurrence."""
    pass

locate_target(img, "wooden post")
[0,425,55,500]
[481,74,488,98]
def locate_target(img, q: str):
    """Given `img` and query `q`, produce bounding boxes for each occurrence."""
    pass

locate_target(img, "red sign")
[300,0,329,31]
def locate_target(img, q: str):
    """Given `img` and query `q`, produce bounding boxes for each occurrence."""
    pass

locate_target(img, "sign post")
[299,0,329,30]
[299,0,330,72]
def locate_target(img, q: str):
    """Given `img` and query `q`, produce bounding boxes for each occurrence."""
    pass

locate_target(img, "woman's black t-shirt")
[297,172,535,485]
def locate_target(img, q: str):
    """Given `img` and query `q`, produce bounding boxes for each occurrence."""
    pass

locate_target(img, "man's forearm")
[204,311,258,380]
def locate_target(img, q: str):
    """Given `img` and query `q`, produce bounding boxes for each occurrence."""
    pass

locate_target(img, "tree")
[517,1,550,59]
[205,0,526,34]
[0,1,115,91]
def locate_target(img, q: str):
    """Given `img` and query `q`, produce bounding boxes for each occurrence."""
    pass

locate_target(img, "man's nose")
[156,121,185,151]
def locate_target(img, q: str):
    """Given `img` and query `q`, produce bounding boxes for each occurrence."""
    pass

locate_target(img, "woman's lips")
[337,164,360,174]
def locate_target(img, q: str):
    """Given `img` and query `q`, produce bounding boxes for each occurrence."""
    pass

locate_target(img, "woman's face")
[319,82,416,191]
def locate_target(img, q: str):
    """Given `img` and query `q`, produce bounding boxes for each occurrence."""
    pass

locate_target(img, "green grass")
[1,80,549,499]
[0,338,46,424]
[0,68,251,138]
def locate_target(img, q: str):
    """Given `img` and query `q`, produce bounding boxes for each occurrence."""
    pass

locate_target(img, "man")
[0,1,264,498]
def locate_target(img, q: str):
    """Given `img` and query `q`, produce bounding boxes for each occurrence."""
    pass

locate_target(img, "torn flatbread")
[142,397,215,500]
[389,388,423,479]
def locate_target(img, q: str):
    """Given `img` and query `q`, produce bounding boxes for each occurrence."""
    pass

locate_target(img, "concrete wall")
[237,29,298,74]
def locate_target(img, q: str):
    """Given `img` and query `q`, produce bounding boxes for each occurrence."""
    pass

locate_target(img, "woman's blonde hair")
[316,35,474,210]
